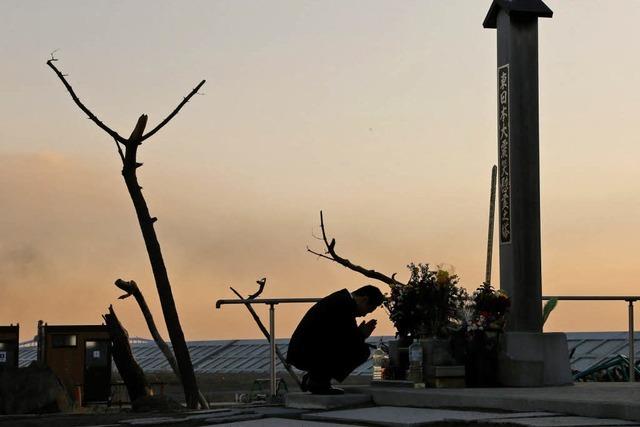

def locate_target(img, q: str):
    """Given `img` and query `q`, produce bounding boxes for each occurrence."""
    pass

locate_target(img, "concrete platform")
[303,406,560,427]
[486,416,639,426]
[353,383,640,422]
[212,419,362,427]
[285,391,372,409]
[119,406,306,426]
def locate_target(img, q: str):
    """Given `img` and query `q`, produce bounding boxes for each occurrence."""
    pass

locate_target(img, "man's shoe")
[300,373,310,392]
[309,386,344,395]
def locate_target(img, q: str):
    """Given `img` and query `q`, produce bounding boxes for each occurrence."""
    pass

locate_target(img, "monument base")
[498,332,572,386]
[425,365,466,388]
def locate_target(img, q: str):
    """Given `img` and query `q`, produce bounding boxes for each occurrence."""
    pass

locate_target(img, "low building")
[39,324,111,404]
[0,324,19,370]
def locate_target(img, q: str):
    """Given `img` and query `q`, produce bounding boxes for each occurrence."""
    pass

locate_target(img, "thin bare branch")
[248,277,267,300]
[311,228,324,241]
[306,246,335,262]
[139,80,206,143]
[46,59,126,143]
[309,210,405,288]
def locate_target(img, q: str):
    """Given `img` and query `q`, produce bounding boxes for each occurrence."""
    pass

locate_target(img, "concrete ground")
[3,383,640,426]
[352,382,640,422]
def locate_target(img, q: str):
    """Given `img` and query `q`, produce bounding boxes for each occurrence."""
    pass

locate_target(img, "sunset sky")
[1,1,639,341]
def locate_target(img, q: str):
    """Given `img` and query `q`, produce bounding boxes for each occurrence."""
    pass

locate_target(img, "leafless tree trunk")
[103,305,151,403]
[307,210,406,288]
[47,57,204,408]
[115,279,209,408]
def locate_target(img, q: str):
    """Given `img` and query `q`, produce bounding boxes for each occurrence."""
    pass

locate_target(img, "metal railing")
[543,296,638,382]
[215,298,322,397]
[216,295,640,396]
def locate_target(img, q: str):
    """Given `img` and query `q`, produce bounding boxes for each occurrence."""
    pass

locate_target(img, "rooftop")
[18,332,640,377]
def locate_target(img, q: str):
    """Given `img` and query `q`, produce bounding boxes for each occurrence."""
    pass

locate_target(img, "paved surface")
[285,392,372,409]
[304,406,562,427]
[6,404,640,427]
[211,419,362,427]
[353,383,640,422]
[8,383,640,426]
[486,416,640,426]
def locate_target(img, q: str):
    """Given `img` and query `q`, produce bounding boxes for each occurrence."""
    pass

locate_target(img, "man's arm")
[358,319,377,339]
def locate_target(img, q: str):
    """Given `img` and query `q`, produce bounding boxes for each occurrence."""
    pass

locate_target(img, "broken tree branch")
[115,279,180,375]
[46,59,126,143]
[103,305,151,402]
[229,284,302,389]
[306,247,335,262]
[115,279,209,409]
[307,210,405,288]
[138,80,206,143]
[248,277,267,300]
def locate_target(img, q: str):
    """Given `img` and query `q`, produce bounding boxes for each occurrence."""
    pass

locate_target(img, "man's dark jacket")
[286,289,370,382]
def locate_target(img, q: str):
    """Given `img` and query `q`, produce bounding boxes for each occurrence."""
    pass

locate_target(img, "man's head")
[352,284,385,316]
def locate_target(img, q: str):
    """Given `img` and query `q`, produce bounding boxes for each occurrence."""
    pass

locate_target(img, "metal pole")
[485,165,497,286]
[269,303,277,397]
[629,300,635,382]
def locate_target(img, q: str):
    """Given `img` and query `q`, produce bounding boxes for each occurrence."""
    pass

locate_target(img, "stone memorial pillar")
[483,0,572,386]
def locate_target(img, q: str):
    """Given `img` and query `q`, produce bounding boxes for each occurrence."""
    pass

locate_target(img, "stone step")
[285,392,372,410]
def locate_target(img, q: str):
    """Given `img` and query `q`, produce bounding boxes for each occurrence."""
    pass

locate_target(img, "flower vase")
[421,336,455,367]
[465,329,501,387]
[387,336,411,380]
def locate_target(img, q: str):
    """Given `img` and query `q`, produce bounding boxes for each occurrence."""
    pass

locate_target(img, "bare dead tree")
[47,57,204,408]
[229,278,302,388]
[115,279,209,408]
[103,305,151,403]
[307,210,406,288]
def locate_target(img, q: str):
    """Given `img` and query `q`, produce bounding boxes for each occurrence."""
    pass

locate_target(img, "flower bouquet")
[383,264,468,380]
[384,263,468,339]
[464,282,510,386]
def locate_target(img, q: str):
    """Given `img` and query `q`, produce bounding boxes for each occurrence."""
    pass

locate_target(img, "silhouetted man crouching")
[286,285,384,394]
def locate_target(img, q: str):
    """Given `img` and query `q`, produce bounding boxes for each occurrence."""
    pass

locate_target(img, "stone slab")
[248,406,306,416]
[187,410,238,420]
[487,412,562,419]
[188,408,237,414]
[285,392,371,409]
[119,417,189,425]
[543,333,573,385]
[185,406,303,420]
[498,332,545,386]
[353,383,640,422]
[426,376,465,388]
[203,413,263,424]
[303,405,523,426]
[212,418,362,427]
[121,408,296,425]
[371,380,414,388]
[485,415,640,426]
[426,365,465,377]
[498,332,572,387]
